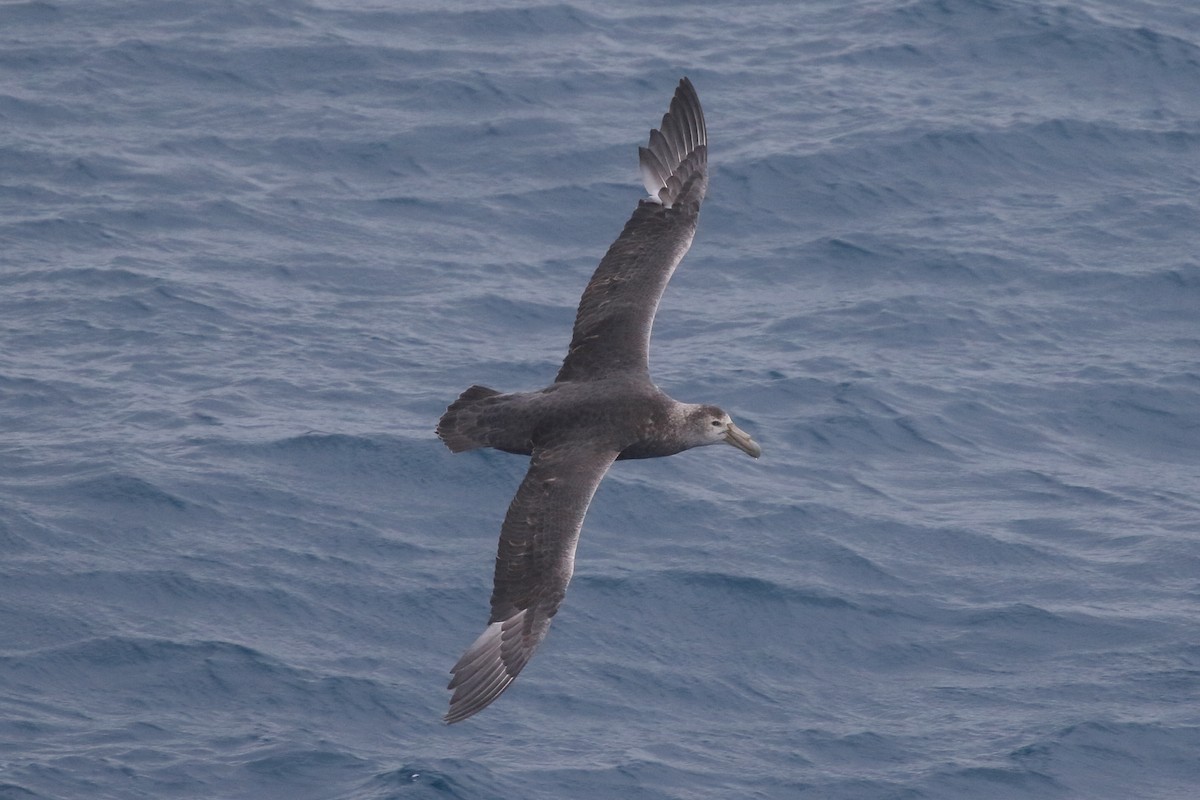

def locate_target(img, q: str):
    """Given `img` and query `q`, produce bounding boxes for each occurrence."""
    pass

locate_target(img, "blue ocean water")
[2,0,1198,797]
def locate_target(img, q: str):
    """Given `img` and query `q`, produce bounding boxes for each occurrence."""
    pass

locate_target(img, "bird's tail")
[436,384,502,452]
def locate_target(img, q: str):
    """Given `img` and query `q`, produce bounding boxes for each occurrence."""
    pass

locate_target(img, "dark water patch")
[206,433,479,500]
[451,293,575,333]
[567,563,917,691]
[786,401,962,461]
[250,431,392,459]
[0,150,143,189]
[360,762,504,800]
[0,265,158,291]
[984,468,1124,508]
[799,727,918,768]
[5,217,119,249]
[1,637,284,704]
[877,0,1200,83]
[102,0,305,31]
[88,37,267,94]
[668,569,861,610]
[0,508,37,555]
[2,567,320,639]
[953,602,1160,662]
[719,154,924,232]
[963,601,1066,629]
[0,374,79,413]
[2,635,402,732]
[760,118,1200,235]
[883,0,1016,29]
[853,519,1073,588]
[1008,720,1200,799]
[242,746,368,780]
[0,601,95,652]
[0,0,61,25]
[921,764,1066,800]
[935,397,1054,455]
[63,473,189,511]
[264,134,440,180]
[1033,379,1200,466]
[1005,516,1157,565]
[394,3,601,41]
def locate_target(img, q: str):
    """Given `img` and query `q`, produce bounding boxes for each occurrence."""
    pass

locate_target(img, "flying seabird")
[438,78,760,724]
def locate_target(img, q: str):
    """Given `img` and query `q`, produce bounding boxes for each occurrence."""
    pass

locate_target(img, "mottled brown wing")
[445,443,619,723]
[555,78,708,384]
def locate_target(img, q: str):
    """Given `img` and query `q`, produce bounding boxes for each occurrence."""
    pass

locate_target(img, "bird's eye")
[711,420,722,427]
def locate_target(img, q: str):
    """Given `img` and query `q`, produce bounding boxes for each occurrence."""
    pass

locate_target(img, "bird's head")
[684,404,761,458]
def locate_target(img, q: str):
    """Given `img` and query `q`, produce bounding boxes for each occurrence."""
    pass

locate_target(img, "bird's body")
[438,78,759,724]
[440,379,715,461]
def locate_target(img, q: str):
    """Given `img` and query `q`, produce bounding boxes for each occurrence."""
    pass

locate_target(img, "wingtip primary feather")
[636,78,708,209]
[444,610,531,724]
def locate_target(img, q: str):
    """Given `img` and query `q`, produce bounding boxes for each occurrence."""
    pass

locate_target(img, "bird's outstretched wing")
[555,78,708,384]
[445,443,619,723]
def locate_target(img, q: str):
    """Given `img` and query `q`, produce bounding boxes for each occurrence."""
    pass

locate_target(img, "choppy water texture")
[2,1,1199,798]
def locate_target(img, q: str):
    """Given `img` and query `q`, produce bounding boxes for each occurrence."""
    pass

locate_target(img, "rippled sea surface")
[2,1,1198,798]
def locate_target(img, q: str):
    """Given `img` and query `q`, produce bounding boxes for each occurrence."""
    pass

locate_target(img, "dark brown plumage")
[439,79,759,724]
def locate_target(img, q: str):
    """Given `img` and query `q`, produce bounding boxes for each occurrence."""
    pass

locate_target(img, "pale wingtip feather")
[634,77,706,210]
[445,610,530,724]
